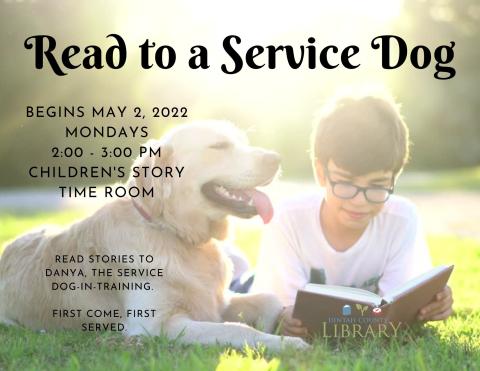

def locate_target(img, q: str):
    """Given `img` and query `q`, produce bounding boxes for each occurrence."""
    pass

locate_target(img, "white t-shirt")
[251,191,432,307]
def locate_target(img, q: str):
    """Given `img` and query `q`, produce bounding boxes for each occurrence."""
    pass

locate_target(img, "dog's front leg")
[222,293,283,333]
[164,315,309,351]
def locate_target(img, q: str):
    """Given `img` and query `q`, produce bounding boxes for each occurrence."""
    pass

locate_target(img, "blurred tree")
[0,0,478,188]
[393,0,480,169]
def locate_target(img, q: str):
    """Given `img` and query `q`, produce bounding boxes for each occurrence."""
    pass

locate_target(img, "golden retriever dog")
[0,121,309,350]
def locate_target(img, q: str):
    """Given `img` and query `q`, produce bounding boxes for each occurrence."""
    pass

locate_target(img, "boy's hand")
[278,305,308,338]
[417,285,453,321]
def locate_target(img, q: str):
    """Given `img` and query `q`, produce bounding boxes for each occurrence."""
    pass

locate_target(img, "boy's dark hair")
[310,93,410,177]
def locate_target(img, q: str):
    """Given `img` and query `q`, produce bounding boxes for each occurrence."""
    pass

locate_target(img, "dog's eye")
[209,141,231,150]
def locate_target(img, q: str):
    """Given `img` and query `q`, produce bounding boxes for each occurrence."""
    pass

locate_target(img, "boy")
[250,93,454,337]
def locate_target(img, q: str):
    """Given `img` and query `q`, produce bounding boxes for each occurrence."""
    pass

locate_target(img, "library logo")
[326,304,400,338]
[372,307,382,316]
[342,305,351,316]
[355,304,369,316]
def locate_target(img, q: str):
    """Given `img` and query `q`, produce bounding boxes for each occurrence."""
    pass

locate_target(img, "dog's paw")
[281,336,311,350]
[262,334,311,351]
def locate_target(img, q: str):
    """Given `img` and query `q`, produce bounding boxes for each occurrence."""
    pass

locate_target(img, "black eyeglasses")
[324,167,395,204]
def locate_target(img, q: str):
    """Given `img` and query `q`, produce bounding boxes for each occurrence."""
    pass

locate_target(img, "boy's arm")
[251,215,308,307]
[378,205,432,295]
[251,215,310,337]
[378,204,453,321]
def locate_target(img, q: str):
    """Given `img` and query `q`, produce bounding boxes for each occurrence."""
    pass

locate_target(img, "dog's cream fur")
[0,121,308,350]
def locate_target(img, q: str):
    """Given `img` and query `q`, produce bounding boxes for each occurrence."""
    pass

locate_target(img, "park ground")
[0,169,479,370]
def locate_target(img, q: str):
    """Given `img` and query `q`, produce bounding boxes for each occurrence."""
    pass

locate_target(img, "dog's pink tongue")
[245,189,274,224]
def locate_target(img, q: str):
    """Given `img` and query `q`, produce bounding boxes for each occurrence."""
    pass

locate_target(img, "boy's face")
[315,159,395,231]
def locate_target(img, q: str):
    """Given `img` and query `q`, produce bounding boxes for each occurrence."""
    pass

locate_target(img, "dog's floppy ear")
[127,139,174,220]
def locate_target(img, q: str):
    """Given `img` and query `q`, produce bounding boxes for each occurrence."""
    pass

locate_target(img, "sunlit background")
[1,0,479,185]
[0,0,479,238]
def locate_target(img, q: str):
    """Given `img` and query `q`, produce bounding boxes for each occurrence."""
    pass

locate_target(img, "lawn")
[0,210,479,371]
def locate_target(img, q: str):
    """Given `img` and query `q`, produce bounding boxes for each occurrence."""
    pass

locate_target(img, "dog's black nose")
[263,152,281,168]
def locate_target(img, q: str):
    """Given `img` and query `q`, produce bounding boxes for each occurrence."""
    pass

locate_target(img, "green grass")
[1,318,478,371]
[1,211,479,371]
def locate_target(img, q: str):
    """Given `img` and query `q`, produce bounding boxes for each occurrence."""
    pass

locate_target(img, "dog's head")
[128,121,280,245]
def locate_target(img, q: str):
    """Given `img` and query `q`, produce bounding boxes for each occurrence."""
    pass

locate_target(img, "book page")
[383,265,450,302]
[302,284,383,306]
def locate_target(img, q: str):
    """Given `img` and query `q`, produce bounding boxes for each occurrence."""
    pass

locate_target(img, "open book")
[292,265,454,337]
